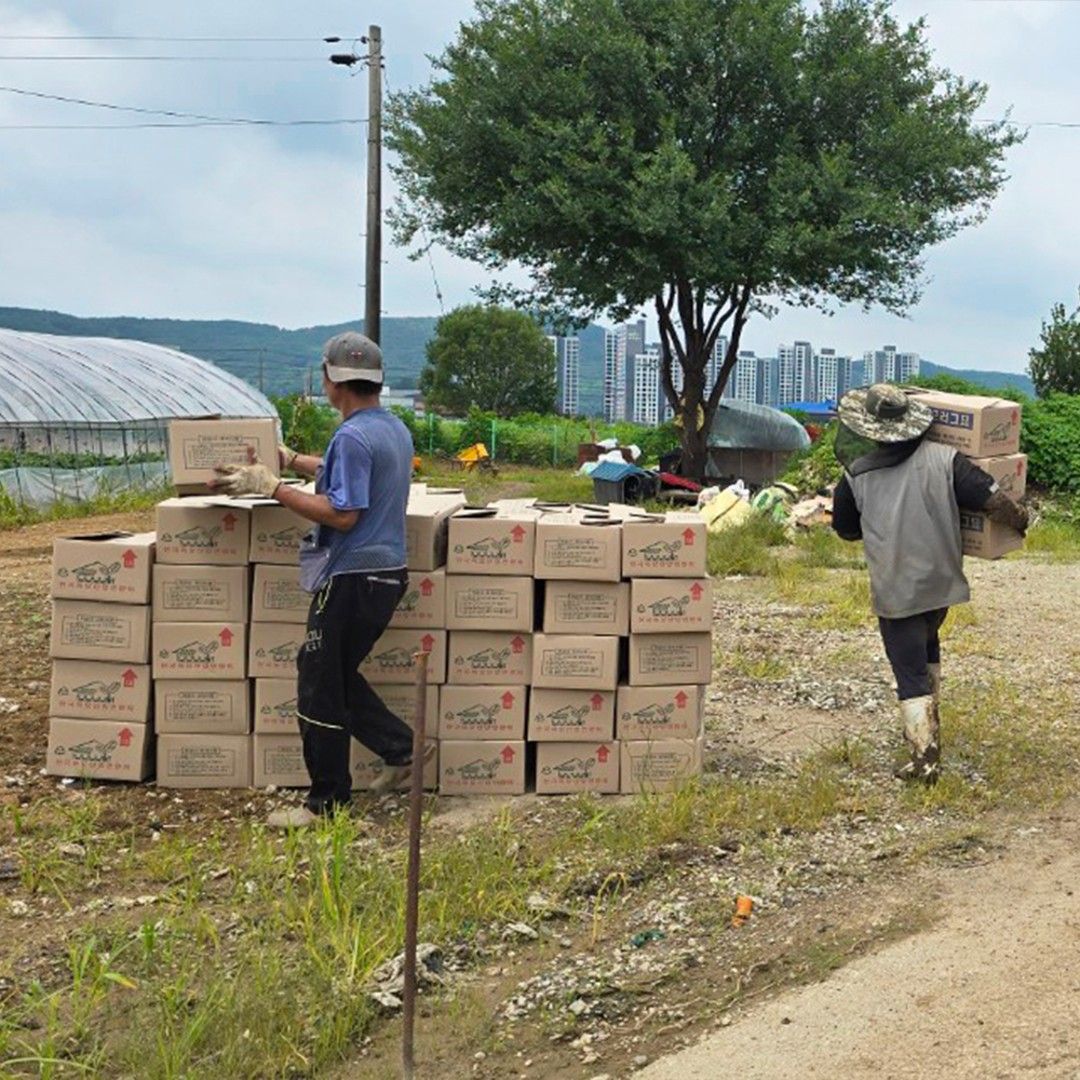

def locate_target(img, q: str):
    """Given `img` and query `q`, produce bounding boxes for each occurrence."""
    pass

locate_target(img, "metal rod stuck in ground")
[402,650,430,1080]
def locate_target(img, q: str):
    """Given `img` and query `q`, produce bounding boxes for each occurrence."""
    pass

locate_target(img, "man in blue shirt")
[214,331,421,827]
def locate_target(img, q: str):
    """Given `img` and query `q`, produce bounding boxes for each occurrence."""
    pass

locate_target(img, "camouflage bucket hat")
[837,384,932,444]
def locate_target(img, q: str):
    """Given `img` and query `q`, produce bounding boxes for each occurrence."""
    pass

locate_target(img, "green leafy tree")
[388,0,1019,477]
[419,305,557,417]
[1029,291,1080,398]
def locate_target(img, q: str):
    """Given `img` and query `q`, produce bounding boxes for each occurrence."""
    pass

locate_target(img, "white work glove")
[279,444,299,472]
[212,461,281,498]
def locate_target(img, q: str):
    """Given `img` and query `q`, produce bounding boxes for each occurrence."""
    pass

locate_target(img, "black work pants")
[878,608,948,701]
[296,569,413,813]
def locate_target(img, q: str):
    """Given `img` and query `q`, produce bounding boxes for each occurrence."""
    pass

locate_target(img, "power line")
[0,35,344,43]
[0,119,364,129]
[0,55,325,62]
[0,85,363,126]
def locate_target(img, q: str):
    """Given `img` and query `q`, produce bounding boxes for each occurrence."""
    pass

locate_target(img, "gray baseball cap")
[322,331,384,385]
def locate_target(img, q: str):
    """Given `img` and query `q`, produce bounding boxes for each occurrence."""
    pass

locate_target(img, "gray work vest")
[848,439,970,620]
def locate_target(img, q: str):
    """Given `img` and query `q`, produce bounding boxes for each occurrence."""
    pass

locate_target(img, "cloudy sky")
[0,0,1076,374]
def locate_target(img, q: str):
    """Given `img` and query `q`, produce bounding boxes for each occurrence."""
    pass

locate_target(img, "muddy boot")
[928,663,942,704]
[369,743,437,796]
[894,695,940,786]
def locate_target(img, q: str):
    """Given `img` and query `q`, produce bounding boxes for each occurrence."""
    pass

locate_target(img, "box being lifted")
[167,418,279,490]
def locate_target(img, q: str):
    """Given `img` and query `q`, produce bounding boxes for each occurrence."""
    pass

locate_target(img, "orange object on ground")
[732,894,754,928]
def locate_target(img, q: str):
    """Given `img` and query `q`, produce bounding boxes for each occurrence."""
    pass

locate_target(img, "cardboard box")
[167,417,279,489]
[156,733,253,788]
[528,687,615,741]
[616,685,704,740]
[253,733,310,788]
[630,578,713,633]
[536,741,619,795]
[359,628,448,685]
[447,509,537,576]
[51,532,155,604]
[438,739,526,795]
[542,581,629,636]
[248,622,304,679]
[969,452,1028,499]
[351,738,439,791]
[622,514,708,578]
[152,564,250,623]
[620,736,703,793]
[439,684,527,740]
[628,633,712,686]
[250,564,308,624]
[447,631,532,686]
[155,679,250,734]
[153,622,247,680]
[50,600,151,664]
[445,575,534,632]
[908,389,1022,457]
[373,683,440,733]
[254,677,299,733]
[250,503,310,564]
[46,717,153,782]
[959,510,1024,560]
[390,568,447,630]
[50,659,151,722]
[406,492,467,571]
[156,498,251,566]
[530,633,619,691]
[534,514,622,582]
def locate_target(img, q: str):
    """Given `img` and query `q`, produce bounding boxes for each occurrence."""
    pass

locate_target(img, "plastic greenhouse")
[0,329,276,507]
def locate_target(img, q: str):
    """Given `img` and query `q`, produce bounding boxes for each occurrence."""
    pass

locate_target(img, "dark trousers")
[296,569,413,813]
[878,608,948,701]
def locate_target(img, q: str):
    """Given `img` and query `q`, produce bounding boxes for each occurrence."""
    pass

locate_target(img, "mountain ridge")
[0,306,1035,400]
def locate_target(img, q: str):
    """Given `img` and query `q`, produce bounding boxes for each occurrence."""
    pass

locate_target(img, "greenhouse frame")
[0,329,276,506]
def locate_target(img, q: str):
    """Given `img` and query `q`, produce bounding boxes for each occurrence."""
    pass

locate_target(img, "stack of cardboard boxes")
[47,533,157,780]
[908,389,1026,558]
[434,503,711,795]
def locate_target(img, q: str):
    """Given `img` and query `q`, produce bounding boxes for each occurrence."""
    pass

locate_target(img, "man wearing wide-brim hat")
[832,384,1028,785]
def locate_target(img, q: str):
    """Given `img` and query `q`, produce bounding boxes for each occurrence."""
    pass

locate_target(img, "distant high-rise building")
[758,355,780,408]
[777,345,797,405]
[547,334,581,416]
[816,348,853,402]
[706,335,729,398]
[631,347,662,426]
[603,319,646,422]
[794,340,815,401]
[722,350,759,404]
[863,345,920,386]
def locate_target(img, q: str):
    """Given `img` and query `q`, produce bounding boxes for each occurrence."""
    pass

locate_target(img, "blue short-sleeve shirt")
[314,406,413,575]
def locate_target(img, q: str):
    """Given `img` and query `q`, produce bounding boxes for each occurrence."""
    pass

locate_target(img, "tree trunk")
[655,281,752,482]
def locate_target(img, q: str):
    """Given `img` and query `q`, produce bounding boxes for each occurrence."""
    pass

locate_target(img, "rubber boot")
[928,663,942,704]
[895,695,940,786]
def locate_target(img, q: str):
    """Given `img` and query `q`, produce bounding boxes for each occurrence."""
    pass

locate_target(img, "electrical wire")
[0,35,342,42]
[0,84,362,126]
[0,120,364,129]
[0,55,324,62]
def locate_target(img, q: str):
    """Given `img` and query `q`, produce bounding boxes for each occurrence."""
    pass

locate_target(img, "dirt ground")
[2,510,1079,1078]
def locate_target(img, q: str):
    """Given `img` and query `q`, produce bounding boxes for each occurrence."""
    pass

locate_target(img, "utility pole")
[365,26,383,346]
[330,28,383,346]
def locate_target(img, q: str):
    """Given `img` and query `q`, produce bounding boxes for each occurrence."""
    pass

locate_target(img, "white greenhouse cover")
[0,329,275,427]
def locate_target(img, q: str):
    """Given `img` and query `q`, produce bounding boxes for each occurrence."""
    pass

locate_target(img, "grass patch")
[0,483,172,531]
[902,678,1080,815]
[722,647,790,681]
[1020,518,1080,562]
[791,527,864,570]
[415,460,593,506]
[707,516,788,577]
[770,563,874,630]
[0,748,879,1078]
